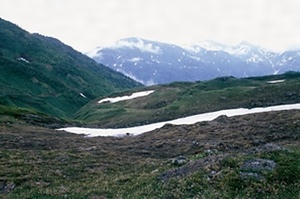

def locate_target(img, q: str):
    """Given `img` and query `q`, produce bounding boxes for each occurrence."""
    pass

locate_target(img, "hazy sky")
[1,0,300,52]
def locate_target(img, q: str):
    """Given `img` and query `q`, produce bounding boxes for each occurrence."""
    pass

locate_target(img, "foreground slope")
[1,103,300,198]
[75,72,300,128]
[0,18,140,117]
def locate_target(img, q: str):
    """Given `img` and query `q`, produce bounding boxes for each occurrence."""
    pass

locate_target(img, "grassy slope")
[75,72,300,127]
[0,18,141,118]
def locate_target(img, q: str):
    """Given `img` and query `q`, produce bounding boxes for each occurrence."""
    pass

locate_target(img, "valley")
[1,71,300,198]
[1,17,300,198]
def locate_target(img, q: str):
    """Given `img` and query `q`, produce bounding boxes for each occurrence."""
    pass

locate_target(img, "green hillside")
[0,18,141,118]
[75,72,300,127]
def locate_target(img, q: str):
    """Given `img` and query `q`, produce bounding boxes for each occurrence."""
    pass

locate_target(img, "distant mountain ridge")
[88,37,300,85]
[0,18,140,117]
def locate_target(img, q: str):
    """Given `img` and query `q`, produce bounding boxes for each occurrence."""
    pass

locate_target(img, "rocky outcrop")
[240,158,276,180]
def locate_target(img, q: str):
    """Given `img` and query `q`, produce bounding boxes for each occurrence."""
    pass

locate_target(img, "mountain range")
[88,37,300,85]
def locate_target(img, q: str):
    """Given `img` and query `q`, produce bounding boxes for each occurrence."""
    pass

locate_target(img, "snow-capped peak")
[108,37,162,54]
[184,40,262,57]
[185,40,261,55]
[190,40,229,52]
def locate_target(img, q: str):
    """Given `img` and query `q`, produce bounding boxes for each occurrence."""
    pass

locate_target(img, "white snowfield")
[58,103,300,137]
[98,90,155,104]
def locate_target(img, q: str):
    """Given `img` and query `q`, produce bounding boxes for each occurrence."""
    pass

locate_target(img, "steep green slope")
[75,72,300,127]
[0,18,141,118]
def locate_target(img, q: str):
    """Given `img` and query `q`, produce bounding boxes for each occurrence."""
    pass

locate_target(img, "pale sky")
[1,0,300,52]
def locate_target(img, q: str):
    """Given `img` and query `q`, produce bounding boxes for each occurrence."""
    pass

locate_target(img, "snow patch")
[58,103,300,137]
[245,53,264,63]
[80,93,87,98]
[267,79,285,84]
[17,57,30,64]
[151,59,160,64]
[188,55,201,61]
[128,57,143,62]
[98,90,155,104]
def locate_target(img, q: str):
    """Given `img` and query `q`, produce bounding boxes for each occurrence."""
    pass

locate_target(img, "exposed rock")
[261,143,286,152]
[161,123,174,129]
[249,143,286,154]
[35,181,50,187]
[251,139,266,146]
[205,149,218,155]
[140,150,151,155]
[159,154,226,182]
[192,140,199,147]
[2,182,15,193]
[214,115,229,123]
[240,158,276,172]
[209,170,223,179]
[151,169,159,174]
[219,96,227,101]
[171,155,187,166]
[0,181,5,191]
[56,154,71,162]
[14,136,23,142]
[240,172,265,180]
[285,92,297,98]
[84,146,97,151]
[239,158,276,180]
